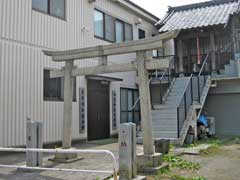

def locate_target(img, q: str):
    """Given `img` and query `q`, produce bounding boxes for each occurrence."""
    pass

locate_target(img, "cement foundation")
[110,176,147,180]
[49,148,83,163]
[137,153,164,175]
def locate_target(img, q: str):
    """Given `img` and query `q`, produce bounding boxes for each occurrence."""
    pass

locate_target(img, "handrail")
[156,56,176,104]
[131,56,176,110]
[198,53,210,76]
[0,147,118,179]
[131,77,153,111]
[176,54,210,138]
[176,74,193,107]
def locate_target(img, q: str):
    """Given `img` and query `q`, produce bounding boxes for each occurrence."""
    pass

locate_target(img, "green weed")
[171,174,207,180]
[163,154,200,170]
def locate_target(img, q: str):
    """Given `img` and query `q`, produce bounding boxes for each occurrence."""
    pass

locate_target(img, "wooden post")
[231,15,238,54]
[63,61,74,149]
[210,32,216,71]
[136,51,154,155]
[177,38,184,74]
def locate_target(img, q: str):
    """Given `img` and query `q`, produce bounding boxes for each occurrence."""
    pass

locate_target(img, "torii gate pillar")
[136,51,154,155]
[136,51,163,174]
[51,60,81,162]
[63,60,74,149]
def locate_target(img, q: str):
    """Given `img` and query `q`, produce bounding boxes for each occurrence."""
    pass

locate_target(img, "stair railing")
[131,77,153,111]
[177,54,210,138]
[197,53,210,103]
[131,56,176,111]
[176,74,194,138]
[157,56,176,105]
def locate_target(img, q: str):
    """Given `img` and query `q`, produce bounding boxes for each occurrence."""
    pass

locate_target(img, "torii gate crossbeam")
[43,30,179,157]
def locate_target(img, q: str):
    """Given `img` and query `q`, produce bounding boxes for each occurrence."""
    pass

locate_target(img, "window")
[50,0,65,18]
[94,10,104,38]
[125,23,133,41]
[120,89,140,125]
[94,9,133,43]
[32,0,48,12]
[139,29,146,39]
[32,0,65,19]
[44,69,76,101]
[116,20,124,43]
[105,14,115,42]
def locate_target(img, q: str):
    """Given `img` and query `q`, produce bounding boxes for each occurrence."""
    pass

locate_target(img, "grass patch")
[163,154,200,170]
[185,137,222,148]
[221,136,240,145]
[170,174,207,180]
[199,145,221,155]
[157,166,171,175]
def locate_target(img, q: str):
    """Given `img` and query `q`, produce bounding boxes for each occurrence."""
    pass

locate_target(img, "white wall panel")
[0,0,158,147]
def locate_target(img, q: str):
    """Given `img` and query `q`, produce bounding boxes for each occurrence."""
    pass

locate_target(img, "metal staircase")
[151,77,191,139]
[212,59,239,78]
[138,55,212,145]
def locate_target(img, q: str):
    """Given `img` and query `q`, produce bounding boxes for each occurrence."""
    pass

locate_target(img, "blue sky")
[131,0,208,18]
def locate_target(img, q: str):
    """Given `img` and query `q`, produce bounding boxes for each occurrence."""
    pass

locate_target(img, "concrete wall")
[203,79,240,137]
[0,0,158,147]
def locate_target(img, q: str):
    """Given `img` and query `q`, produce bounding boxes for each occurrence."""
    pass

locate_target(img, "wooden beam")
[50,58,171,78]
[43,30,179,61]
[177,38,184,73]
[210,31,216,71]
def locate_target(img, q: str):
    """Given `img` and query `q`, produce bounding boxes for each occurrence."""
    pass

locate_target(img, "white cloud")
[131,0,209,18]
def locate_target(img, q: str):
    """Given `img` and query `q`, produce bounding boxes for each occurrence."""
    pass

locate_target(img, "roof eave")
[113,0,160,23]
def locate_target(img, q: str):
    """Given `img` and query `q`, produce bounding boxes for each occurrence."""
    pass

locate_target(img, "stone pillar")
[63,60,74,149]
[117,123,146,180]
[136,51,163,175]
[210,32,216,71]
[119,123,134,179]
[177,38,184,74]
[129,123,137,178]
[136,51,154,155]
[26,118,43,167]
[52,60,81,162]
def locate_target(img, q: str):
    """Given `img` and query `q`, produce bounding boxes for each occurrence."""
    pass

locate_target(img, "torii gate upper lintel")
[43,30,179,156]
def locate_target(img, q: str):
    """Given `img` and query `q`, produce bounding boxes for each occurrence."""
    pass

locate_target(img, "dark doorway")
[87,79,110,141]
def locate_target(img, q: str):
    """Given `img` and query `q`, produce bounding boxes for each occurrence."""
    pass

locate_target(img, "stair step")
[152,113,177,121]
[152,109,177,112]
[153,132,178,139]
[152,119,177,123]
[138,131,178,139]
[153,105,176,109]
[152,126,177,131]
[165,98,182,103]
[152,124,177,128]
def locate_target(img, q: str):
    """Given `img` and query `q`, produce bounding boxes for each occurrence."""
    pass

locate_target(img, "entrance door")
[87,79,110,141]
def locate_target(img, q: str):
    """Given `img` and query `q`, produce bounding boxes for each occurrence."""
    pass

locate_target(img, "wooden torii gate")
[43,30,178,158]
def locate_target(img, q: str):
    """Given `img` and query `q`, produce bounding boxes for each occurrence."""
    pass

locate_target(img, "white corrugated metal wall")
[0,0,158,147]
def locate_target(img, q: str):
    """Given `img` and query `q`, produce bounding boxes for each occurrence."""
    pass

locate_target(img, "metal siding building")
[0,0,158,147]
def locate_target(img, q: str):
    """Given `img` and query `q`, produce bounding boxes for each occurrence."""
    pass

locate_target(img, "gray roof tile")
[158,0,240,32]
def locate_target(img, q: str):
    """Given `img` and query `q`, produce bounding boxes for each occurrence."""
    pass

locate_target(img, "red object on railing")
[197,35,201,64]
